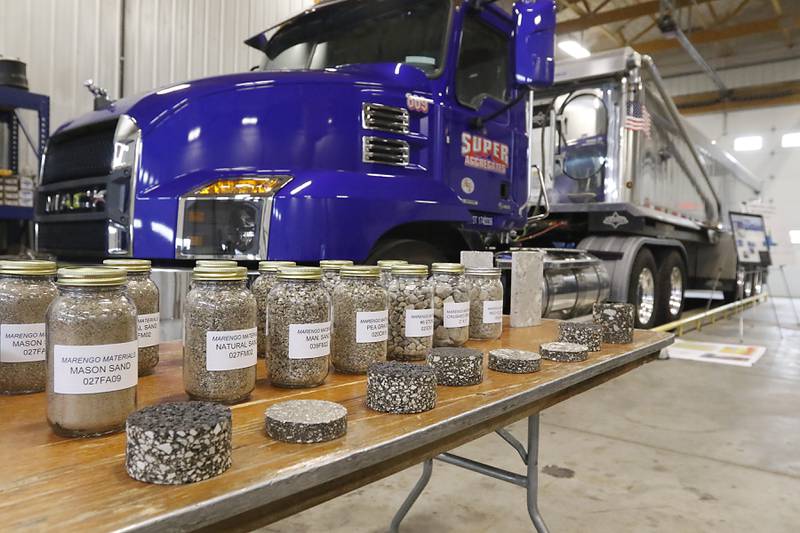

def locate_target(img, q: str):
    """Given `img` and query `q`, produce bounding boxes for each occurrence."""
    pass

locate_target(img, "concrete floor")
[264,298,800,533]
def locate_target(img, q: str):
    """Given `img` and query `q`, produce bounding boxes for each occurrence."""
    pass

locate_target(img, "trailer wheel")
[656,251,686,324]
[628,248,658,329]
[366,238,450,266]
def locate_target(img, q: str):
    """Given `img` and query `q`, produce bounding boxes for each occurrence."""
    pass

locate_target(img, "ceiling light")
[782,132,800,148]
[734,135,762,152]
[558,40,591,59]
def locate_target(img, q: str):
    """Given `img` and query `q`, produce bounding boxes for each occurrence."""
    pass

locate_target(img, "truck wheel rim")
[668,266,683,317]
[637,268,655,324]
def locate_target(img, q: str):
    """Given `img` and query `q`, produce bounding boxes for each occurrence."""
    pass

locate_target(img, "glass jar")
[0,260,58,395]
[377,259,408,287]
[47,267,138,437]
[387,264,434,361]
[183,265,257,404]
[431,263,470,347]
[466,267,504,340]
[251,260,296,359]
[332,266,388,374]
[104,259,161,376]
[319,260,354,295]
[195,260,238,268]
[267,267,331,388]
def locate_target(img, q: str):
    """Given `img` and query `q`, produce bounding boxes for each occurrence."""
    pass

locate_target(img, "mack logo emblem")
[43,188,106,214]
[460,177,475,194]
[406,93,431,114]
[461,133,509,175]
[603,211,629,229]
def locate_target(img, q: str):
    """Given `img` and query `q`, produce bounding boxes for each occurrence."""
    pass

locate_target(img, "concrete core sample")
[265,400,347,444]
[460,251,494,269]
[510,250,543,328]
[427,347,484,386]
[366,361,437,414]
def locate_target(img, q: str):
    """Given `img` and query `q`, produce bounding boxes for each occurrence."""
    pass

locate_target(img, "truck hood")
[54,63,432,135]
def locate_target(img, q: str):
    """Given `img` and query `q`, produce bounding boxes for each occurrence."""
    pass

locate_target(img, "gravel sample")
[265,399,347,443]
[466,268,504,340]
[377,260,408,287]
[427,347,483,386]
[320,260,354,295]
[431,264,470,348]
[366,361,437,414]
[540,341,589,362]
[488,349,541,374]
[558,322,603,351]
[125,401,232,485]
[387,265,433,361]
[251,261,296,359]
[593,302,635,344]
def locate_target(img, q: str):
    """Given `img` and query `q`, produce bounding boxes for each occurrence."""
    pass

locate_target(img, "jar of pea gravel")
[251,260,296,359]
[184,265,257,404]
[267,267,331,388]
[431,263,470,348]
[377,260,408,287]
[466,267,504,340]
[387,264,434,361]
[0,260,57,395]
[104,259,160,376]
[319,260,354,295]
[47,267,138,437]
[332,266,388,374]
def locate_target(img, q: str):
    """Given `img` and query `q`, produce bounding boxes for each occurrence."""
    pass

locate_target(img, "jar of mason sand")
[466,267,504,340]
[377,259,407,287]
[267,267,331,387]
[184,265,257,404]
[431,263,470,347]
[319,260,354,295]
[387,264,434,361]
[104,259,160,375]
[251,260,296,358]
[332,266,388,374]
[0,260,57,395]
[47,267,138,437]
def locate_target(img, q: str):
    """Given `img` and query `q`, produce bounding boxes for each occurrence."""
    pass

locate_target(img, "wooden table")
[0,319,672,532]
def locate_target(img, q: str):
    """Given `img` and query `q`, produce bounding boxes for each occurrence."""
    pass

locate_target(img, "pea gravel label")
[483,300,503,324]
[405,308,434,337]
[443,301,470,328]
[289,321,331,359]
[356,310,389,343]
[0,323,46,363]
[137,312,161,348]
[206,328,257,371]
[53,341,138,394]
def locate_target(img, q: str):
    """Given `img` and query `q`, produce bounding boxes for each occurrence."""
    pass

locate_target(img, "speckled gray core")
[593,302,635,344]
[265,400,347,444]
[366,361,436,414]
[488,349,541,374]
[558,322,603,351]
[427,347,484,386]
[125,402,232,485]
[540,341,589,362]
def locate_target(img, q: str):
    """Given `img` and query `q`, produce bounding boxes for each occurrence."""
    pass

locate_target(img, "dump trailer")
[527,47,763,327]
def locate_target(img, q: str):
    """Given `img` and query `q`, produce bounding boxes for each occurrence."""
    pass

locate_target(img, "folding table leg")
[389,458,433,533]
[526,414,550,533]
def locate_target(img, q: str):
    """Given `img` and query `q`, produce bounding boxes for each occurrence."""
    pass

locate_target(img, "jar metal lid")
[0,259,57,276]
[193,265,248,281]
[258,260,296,272]
[391,264,429,276]
[278,266,322,280]
[431,262,465,274]
[341,265,380,278]
[319,260,354,271]
[195,260,238,268]
[102,259,152,273]
[465,267,501,276]
[377,259,408,269]
[57,266,127,286]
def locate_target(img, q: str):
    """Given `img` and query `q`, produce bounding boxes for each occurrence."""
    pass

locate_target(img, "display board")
[729,211,771,266]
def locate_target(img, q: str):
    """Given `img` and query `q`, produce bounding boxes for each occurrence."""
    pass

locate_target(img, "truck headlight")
[112,114,140,170]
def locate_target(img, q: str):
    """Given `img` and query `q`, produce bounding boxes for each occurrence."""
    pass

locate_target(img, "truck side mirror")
[512,0,556,87]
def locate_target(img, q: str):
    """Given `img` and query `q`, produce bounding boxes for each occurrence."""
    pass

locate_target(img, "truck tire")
[366,238,450,266]
[656,250,686,325]
[627,248,658,329]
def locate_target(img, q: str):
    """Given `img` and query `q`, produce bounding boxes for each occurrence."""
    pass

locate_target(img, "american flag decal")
[624,100,651,137]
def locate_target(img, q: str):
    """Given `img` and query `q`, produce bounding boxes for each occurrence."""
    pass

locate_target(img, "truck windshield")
[260,0,450,75]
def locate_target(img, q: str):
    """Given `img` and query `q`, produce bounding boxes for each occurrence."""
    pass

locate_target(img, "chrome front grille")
[362,136,410,167]
[362,103,409,134]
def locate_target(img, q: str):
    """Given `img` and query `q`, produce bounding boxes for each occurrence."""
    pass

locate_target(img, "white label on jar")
[356,310,389,343]
[53,341,138,394]
[206,328,257,371]
[443,301,470,328]
[483,300,503,324]
[137,313,161,348]
[0,323,46,363]
[289,321,331,359]
[405,308,434,337]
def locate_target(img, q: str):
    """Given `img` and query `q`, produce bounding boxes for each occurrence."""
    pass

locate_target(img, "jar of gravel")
[104,259,161,376]
[466,267,504,340]
[267,267,331,388]
[377,260,408,287]
[387,264,434,361]
[0,260,57,395]
[319,260,354,295]
[431,263,470,347]
[46,267,138,437]
[251,261,296,359]
[332,266,388,374]
[183,265,257,404]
